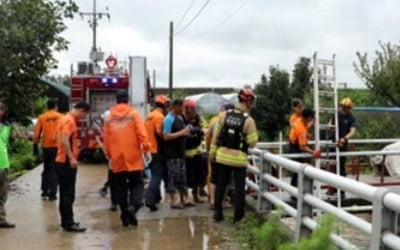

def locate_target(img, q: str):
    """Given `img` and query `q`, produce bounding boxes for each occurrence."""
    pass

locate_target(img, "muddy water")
[1,164,237,250]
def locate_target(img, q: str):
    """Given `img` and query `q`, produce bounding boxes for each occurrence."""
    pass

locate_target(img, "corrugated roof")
[39,77,70,97]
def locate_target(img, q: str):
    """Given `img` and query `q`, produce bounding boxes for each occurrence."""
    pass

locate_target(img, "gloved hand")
[314,150,322,159]
[33,143,39,156]
[337,138,347,148]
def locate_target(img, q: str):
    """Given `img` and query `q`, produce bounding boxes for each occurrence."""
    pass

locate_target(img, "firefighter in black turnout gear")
[210,88,258,223]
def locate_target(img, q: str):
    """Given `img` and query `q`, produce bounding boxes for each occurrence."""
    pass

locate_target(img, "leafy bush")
[233,212,336,250]
[278,215,336,250]
[233,212,264,249]
[9,138,32,155]
[8,138,36,179]
[253,211,287,250]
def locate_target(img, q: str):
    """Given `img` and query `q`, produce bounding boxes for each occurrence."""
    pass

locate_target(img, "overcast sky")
[52,0,400,88]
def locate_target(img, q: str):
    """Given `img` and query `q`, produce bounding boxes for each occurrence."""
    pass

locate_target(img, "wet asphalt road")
[1,164,237,250]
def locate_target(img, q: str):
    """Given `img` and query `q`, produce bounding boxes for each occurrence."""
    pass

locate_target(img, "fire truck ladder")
[312,53,341,208]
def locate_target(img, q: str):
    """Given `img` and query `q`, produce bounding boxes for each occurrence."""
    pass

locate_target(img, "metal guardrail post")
[295,164,313,242]
[370,188,396,250]
[257,155,271,213]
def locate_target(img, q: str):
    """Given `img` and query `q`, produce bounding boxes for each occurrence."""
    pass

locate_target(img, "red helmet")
[155,95,170,105]
[184,100,197,109]
[238,88,256,102]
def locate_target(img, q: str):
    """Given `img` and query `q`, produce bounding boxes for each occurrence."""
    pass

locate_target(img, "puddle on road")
[3,166,238,250]
[74,217,237,250]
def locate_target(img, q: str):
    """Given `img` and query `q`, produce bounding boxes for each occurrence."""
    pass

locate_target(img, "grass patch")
[278,215,336,250]
[8,138,37,179]
[232,211,336,250]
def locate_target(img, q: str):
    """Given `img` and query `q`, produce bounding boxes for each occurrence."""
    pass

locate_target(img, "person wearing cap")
[55,101,90,232]
[33,99,63,201]
[183,99,208,204]
[206,102,234,209]
[327,98,356,196]
[103,90,151,227]
[144,95,170,212]
[288,108,320,188]
[163,99,191,209]
[0,103,15,228]
[210,89,259,223]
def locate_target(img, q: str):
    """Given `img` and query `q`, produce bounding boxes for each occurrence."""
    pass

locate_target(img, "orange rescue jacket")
[33,109,63,148]
[103,103,150,173]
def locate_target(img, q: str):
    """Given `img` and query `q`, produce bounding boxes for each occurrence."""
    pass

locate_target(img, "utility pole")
[168,21,174,99]
[80,0,110,65]
[152,69,156,89]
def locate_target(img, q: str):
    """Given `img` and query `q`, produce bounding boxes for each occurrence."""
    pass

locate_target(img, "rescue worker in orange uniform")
[144,95,170,212]
[103,90,151,227]
[288,108,320,187]
[289,99,303,128]
[33,99,63,200]
[55,101,90,233]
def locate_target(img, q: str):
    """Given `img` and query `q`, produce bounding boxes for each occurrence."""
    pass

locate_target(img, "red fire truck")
[70,56,152,161]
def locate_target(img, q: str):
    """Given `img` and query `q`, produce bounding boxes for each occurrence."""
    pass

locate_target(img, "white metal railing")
[279,150,400,159]
[256,138,399,150]
[247,148,400,250]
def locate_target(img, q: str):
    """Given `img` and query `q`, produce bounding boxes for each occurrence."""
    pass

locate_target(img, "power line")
[175,0,197,30]
[80,0,92,8]
[205,0,250,33]
[159,41,169,81]
[175,0,211,36]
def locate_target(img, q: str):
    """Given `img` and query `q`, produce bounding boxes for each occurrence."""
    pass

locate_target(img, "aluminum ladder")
[312,53,341,208]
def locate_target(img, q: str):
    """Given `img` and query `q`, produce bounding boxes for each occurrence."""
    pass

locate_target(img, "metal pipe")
[263,173,297,197]
[342,206,373,212]
[303,166,376,200]
[302,217,360,250]
[383,193,400,213]
[256,138,399,149]
[249,147,264,155]
[262,192,297,218]
[246,179,259,192]
[247,164,260,175]
[262,151,302,173]
[279,150,400,159]
[304,194,372,235]
[382,231,400,250]
[247,148,400,249]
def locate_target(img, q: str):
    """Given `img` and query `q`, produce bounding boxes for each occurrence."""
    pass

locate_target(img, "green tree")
[253,66,291,141]
[0,0,78,123]
[291,57,313,102]
[354,41,400,106]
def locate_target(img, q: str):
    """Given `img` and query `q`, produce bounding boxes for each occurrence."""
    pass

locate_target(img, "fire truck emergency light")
[102,77,118,85]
